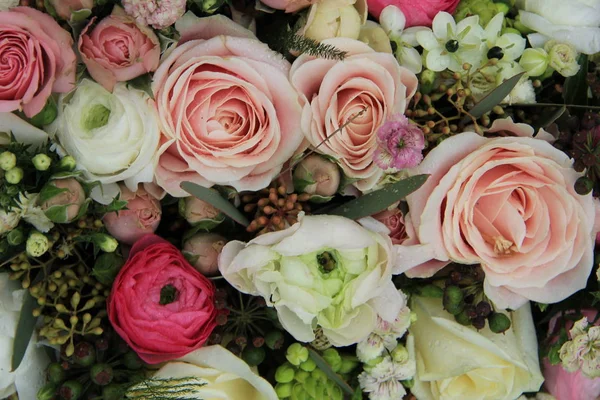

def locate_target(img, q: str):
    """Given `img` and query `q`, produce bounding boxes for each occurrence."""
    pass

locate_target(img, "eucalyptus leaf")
[534,105,566,130]
[180,182,249,227]
[325,175,429,220]
[308,348,354,396]
[12,281,38,371]
[461,72,525,124]
[563,54,589,106]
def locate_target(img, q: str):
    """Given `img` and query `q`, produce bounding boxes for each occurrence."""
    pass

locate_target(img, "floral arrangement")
[1,0,600,399]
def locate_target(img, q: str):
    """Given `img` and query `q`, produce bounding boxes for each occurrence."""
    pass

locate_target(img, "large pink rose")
[0,7,76,117]
[396,131,598,310]
[152,14,303,196]
[48,0,93,20]
[290,38,418,191]
[79,6,160,92]
[368,0,460,25]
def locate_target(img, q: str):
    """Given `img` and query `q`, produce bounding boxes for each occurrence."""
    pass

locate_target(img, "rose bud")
[48,0,93,21]
[180,196,222,226]
[293,154,341,197]
[183,233,227,276]
[103,185,161,245]
[372,208,409,244]
[41,178,86,223]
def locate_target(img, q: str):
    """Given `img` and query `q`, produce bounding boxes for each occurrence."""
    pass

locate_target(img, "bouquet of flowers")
[1,0,600,399]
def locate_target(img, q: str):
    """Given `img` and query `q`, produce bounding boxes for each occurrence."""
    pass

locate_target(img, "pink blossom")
[373,115,425,170]
[122,0,186,29]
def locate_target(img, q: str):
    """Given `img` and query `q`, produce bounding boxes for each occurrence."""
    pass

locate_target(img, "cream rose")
[47,79,160,203]
[397,131,598,310]
[298,0,367,42]
[218,214,403,346]
[290,38,418,191]
[408,296,543,400]
[125,345,277,400]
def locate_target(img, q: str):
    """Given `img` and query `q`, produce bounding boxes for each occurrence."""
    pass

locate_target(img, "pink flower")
[368,0,460,26]
[153,14,303,195]
[260,0,315,13]
[108,235,217,364]
[103,185,161,245]
[290,38,418,192]
[395,130,598,310]
[121,0,186,29]
[79,6,160,92]
[0,7,76,117]
[373,115,424,170]
[183,233,227,276]
[543,310,600,400]
[41,178,86,223]
[373,208,409,245]
[47,0,93,20]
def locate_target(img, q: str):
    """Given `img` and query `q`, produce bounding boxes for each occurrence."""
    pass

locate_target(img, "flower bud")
[5,167,23,184]
[7,227,24,246]
[488,312,512,334]
[182,233,226,276]
[546,41,580,78]
[41,178,86,223]
[26,231,49,257]
[73,342,96,367]
[275,363,296,383]
[300,0,366,42]
[32,154,52,171]
[322,348,342,372]
[575,176,594,195]
[180,196,222,226]
[276,383,293,398]
[242,344,266,366]
[47,0,93,20]
[47,362,66,384]
[339,355,359,374]
[358,21,393,53]
[265,330,285,350]
[37,383,58,400]
[295,370,310,383]
[59,380,83,400]
[299,357,317,372]
[91,363,114,386]
[391,344,409,363]
[102,384,124,400]
[419,69,437,95]
[443,285,465,315]
[29,97,58,127]
[0,151,16,171]
[286,343,309,366]
[519,48,549,77]
[123,351,144,370]
[293,154,341,197]
[96,234,118,253]
[57,156,77,172]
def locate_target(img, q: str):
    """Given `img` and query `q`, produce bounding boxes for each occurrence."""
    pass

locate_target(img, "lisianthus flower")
[379,6,426,73]
[373,115,425,170]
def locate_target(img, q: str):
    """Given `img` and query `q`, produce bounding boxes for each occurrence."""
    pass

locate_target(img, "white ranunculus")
[0,274,50,399]
[516,0,600,54]
[126,345,277,400]
[408,296,544,400]
[218,213,402,346]
[47,79,160,204]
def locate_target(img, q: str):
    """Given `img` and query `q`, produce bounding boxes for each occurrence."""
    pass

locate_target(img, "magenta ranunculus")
[108,235,217,364]
[79,6,160,92]
[0,7,76,117]
[368,0,460,26]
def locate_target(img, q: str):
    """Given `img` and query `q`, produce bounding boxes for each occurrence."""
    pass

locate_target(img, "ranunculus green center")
[159,284,178,305]
[317,251,337,273]
[445,40,459,53]
[82,104,111,131]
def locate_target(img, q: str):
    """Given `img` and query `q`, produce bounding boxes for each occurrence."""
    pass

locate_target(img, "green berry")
[299,358,316,372]
[46,362,66,384]
[59,380,83,400]
[123,351,143,370]
[242,344,266,366]
[0,151,16,171]
[275,363,295,383]
[265,330,285,350]
[294,370,310,383]
[488,312,512,334]
[286,343,309,366]
[443,285,465,315]
[5,167,23,184]
[102,384,124,400]
[275,382,293,398]
[322,348,342,372]
[37,383,57,400]
[419,284,444,298]
[32,154,52,171]
[90,364,114,386]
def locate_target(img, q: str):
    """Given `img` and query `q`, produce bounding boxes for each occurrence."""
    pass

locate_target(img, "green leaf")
[128,74,155,100]
[308,194,333,204]
[12,284,38,371]
[308,348,354,396]
[39,184,69,203]
[70,8,92,23]
[534,105,566,130]
[352,387,363,400]
[44,205,69,223]
[180,182,249,227]
[461,72,525,124]
[563,54,589,105]
[326,174,429,220]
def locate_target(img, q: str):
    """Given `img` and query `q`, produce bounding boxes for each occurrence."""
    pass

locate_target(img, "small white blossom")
[0,209,20,234]
[559,317,600,378]
[379,6,426,74]
[358,355,416,400]
[482,13,526,65]
[13,193,53,233]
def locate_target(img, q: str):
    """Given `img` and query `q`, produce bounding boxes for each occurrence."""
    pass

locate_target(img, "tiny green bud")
[443,285,465,315]
[102,384,124,400]
[59,380,83,400]
[322,348,342,372]
[37,383,58,400]
[32,154,52,171]
[294,370,310,383]
[299,358,316,372]
[454,309,472,326]
[286,343,309,366]
[58,156,77,171]
[402,378,415,388]
[242,344,266,366]
[418,284,444,298]
[0,151,16,171]
[73,342,96,367]
[265,330,285,350]
[275,382,293,398]
[310,368,327,382]
[5,167,23,184]
[26,231,49,257]
[30,97,58,127]
[419,69,437,94]
[488,312,512,334]
[97,234,118,253]
[519,48,549,77]
[7,228,25,246]
[46,362,66,384]
[391,344,409,363]
[275,363,296,383]
[91,363,114,386]
[123,351,144,370]
[339,355,359,374]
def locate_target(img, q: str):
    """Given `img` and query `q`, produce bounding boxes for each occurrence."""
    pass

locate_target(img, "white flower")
[516,0,600,55]
[416,12,485,72]
[483,13,526,64]
[559,318,600,378]
[498,62,537,105]
[0,0,18,11]
[379,6,426,73]
[13,193,53,233]
[0,209,19,234]
[47,79,160,204]
[0,274,50,399]
[358,355,415,400]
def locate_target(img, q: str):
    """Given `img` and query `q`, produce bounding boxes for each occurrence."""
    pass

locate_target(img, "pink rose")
[153,14,303,195]
[368,0,460,26]
[260,0,314,13]
[41,178,86,223]
[108,235,217,363]
[397,131,598,310]
[183,233,227,276]
[543,310,600,400]
[103,185,161,245]
[373,208,409,245]
[290,38,418,191]
[48,0,93,20]
[79,6,160,92]
[0,7,76,117]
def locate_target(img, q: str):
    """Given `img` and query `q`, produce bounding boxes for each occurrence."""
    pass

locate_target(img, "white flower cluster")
[560,317,600,378]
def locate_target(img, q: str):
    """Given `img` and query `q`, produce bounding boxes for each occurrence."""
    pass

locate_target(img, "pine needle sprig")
[282,30,347,60]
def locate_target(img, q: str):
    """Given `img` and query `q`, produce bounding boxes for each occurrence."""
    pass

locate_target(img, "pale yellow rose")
[299,0,367,42]
[408,296,544,400]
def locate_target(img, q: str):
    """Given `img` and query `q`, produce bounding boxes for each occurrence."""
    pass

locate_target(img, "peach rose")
[373,208,409,245]
[396,131,598,310]
[48,0,93,20]
[0,7,76,117]
[79,6,160,92]
[103,185,161,245]
[290,38,418,191]
[153,14,303,196]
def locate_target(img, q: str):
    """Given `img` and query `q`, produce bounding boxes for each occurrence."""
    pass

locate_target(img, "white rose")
[218,213,403,346]
[516,0,600,54]
[408,296,544,400]
[0,274,50,399]
[126,345,277,400]
[47,79,160,203]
